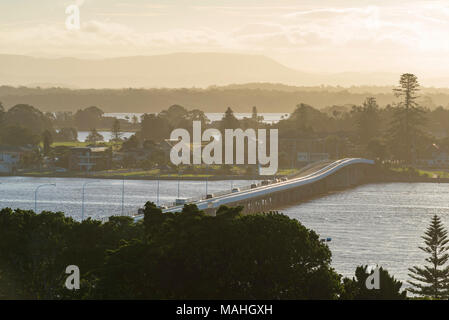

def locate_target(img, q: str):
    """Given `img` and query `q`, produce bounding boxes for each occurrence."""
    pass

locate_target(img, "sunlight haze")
[1,0,449,86]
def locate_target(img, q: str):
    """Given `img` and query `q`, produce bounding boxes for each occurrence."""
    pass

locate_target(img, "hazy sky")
[2,0,449,76]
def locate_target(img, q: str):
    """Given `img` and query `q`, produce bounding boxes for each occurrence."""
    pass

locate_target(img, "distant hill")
[1,52,437,88]
[2,53,449,88]
[0,53,315,88]
[2,52,449,112]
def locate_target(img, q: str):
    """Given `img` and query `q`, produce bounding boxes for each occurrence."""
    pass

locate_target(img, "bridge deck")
[133,158,374,221]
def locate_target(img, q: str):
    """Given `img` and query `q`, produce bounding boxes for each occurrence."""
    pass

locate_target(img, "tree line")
[257,74,449,166]
[3,73,449,170]
[2,82,449,113]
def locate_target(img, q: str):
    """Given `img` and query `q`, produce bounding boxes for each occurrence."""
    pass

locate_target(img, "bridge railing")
[112,158,372,221]
[120,178,281,217]
[207,158,373,207]
[165,177,290,206]
[131,158,374,221]
[160,180,267,208]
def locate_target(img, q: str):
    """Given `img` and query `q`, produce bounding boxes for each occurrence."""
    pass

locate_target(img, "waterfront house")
[68,147,112,172]
[0,146,33,174]
[417,144,449,167]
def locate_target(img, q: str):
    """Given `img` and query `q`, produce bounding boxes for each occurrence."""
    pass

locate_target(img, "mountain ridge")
[1,52,448,88]
[0,52,406,88]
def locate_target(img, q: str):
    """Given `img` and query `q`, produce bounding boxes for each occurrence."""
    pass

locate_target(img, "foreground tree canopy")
[0,204,343,299]
[341,265,407,300]
[0,204,408,300]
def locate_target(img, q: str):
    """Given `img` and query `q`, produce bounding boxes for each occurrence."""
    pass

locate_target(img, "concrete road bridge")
[134,158,374,221]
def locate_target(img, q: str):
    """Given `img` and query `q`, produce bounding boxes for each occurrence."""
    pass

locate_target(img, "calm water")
[1,178,445,287]
[105,112,289,124]
[76,112,289,141]
[0,177,255,220]
[77,131,134,142]
[282,182,449,286]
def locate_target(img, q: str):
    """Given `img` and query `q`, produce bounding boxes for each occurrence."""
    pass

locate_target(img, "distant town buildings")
[297,152,329,164]
[417,146,449,168]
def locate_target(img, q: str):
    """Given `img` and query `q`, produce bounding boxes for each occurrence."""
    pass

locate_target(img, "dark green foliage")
[366,138,387,160]
[139,105,208,143]
[85,128,104,144]
[354,97,380,146]
[0,208,143,299]
[341,265,407,300]
[140,113,171,142]
[142,201,164,237]
[73,106,104,130]
[121,134,140,150]
[408,214,449,299]
[3,104,54,135]
[5,84,449,115]
[94,204,342,299]
[54,127,78,142]
[220,107,240,132]
[111,118,122,141]
[42,130,53,155]
[290,103,330,134]
[0,204,342,300]
[0,101,4,123]
[0,103,55,148]
[0,125,40,146]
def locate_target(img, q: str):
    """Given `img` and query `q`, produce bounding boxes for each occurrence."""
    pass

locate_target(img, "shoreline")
[2,172,449,183]
[1,173,273,181]
[371,177,449,183]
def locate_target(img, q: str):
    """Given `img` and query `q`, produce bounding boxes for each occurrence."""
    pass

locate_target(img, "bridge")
[134,158,374,221]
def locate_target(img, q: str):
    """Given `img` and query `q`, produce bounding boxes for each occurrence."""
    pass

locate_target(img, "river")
[0,177,256,220]
[105,112,289,124]
[1,178,446,287]
[76,112,289,141]
[77,131,134,142]
[282,182,449,287]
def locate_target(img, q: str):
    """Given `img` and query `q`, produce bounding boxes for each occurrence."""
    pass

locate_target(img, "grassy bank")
[368,165,449,183]
[14,167,300,180]
[390,167,449,179]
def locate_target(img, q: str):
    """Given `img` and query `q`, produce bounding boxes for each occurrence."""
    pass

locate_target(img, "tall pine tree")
[111,118,122,142]
[408,214,449,299]
[220,107,240,131]
[388,73,426,164]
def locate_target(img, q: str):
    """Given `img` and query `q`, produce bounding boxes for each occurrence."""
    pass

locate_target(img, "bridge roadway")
[134,158,374,221]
